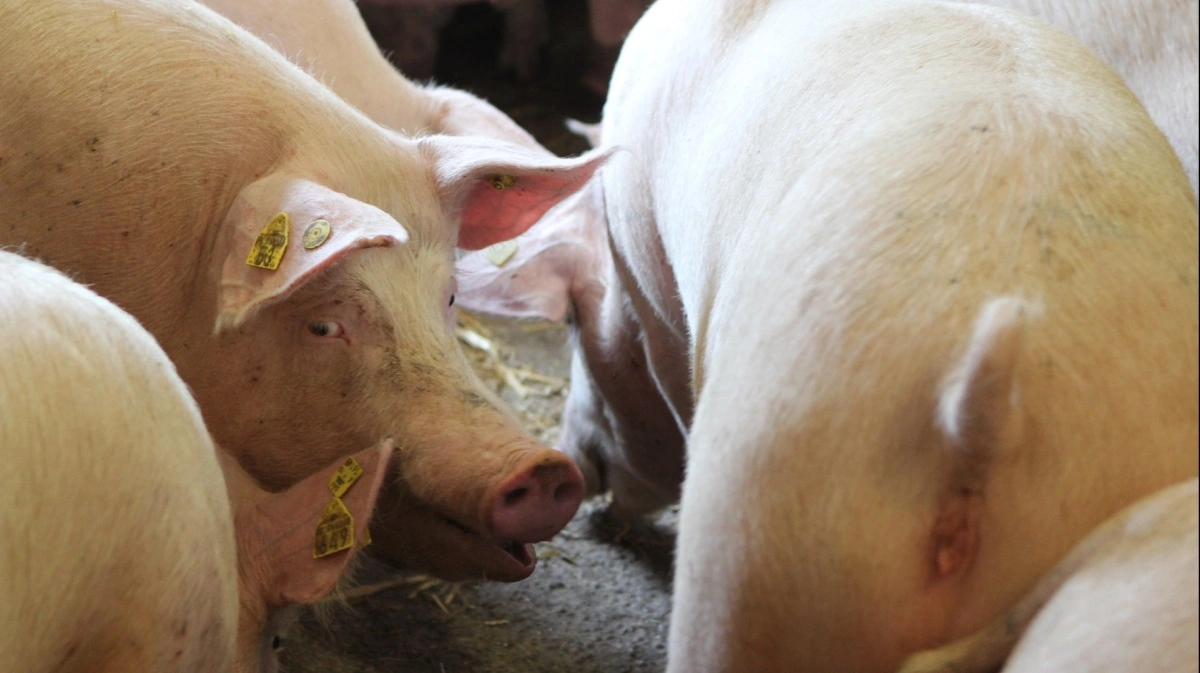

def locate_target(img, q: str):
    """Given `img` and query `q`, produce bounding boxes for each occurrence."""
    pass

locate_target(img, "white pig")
[899,478,1199,673]
[0,250,392,673]
[0,0,608,583]
[457,0,1199,670]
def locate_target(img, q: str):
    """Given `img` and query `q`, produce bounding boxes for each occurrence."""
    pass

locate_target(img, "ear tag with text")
[245,212,290,270]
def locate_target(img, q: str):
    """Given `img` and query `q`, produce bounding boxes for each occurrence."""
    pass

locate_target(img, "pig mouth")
[434,512,537,579]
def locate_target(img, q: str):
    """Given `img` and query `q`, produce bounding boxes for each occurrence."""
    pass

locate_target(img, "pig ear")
[420,134,614,251]
[937,297,1036,454]
[455,180,608,322]
[216,175,408,331]
[225,440,394,608]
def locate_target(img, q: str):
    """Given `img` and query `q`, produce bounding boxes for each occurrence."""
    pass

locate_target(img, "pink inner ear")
[458,174,590,250]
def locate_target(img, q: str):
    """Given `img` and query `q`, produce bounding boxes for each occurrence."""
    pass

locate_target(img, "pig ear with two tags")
[420,134,614,251]
[215,175,408,331]
[220,440,395,608]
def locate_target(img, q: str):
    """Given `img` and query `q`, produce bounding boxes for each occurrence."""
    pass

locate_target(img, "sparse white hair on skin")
[0,251,239,673]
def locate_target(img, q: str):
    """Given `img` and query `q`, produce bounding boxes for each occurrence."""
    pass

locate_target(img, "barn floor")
[280,4,676,672]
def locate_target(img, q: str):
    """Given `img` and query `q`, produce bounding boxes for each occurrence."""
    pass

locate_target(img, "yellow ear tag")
[484,240,518,267]
[245,212,290,270]
[489,174,516,190]
[327,456,364,499]
[302,219,332,250]
[313,496,355,559]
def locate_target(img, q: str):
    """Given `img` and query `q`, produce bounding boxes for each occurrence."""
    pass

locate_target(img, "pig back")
[0,251,237,672]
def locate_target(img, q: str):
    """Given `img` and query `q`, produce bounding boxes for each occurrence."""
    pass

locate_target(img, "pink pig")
[0,0,609,583]
[458,0,1198,670]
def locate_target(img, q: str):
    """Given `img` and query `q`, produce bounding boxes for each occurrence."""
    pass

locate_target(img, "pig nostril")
[503,486,529,507]
[553,480,582,504]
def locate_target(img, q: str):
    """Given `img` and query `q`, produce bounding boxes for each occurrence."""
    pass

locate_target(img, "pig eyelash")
[307,320,344,338]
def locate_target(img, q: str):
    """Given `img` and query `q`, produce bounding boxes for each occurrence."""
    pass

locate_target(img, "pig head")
[0,0,605,583]
[189,137,612,581]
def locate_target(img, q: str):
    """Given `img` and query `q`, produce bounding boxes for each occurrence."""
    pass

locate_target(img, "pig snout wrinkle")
[490,457,585,543]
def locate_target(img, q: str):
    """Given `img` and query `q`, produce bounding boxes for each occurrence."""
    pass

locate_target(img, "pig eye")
[448,294,456,307]
[307,320,343,338]
[271,635,283,651]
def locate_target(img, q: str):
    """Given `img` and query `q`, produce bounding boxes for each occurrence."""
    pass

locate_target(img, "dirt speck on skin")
[280,5,675,672]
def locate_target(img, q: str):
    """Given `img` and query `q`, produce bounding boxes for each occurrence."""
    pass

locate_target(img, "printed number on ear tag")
[484,240,518,268]
[245,212,290,270]
[328,456,364,498]
[313,496,355,559]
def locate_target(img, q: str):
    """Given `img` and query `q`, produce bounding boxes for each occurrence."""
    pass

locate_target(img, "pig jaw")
[364,348,585,581]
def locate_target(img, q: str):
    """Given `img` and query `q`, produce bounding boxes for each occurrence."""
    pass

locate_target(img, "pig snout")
[490,453,585,542]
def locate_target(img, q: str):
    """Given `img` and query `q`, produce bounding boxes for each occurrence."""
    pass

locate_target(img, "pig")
[457,0,1199,670]
[0,250,391,673]
[899,478,1199,673]
[0,0,608,583]
[200,0,549,155]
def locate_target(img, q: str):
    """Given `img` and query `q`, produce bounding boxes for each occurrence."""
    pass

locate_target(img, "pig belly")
[0,251,237,673]
[599,0,1198,671]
